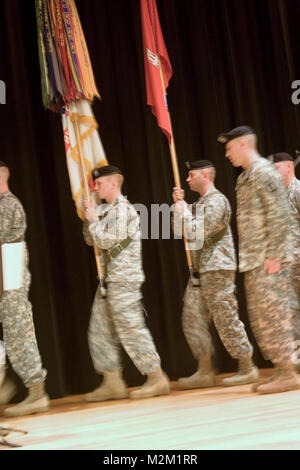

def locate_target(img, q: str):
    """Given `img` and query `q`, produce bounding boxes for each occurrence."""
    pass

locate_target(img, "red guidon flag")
[140,0,173,143]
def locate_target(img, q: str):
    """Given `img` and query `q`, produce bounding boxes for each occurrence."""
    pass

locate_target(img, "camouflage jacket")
[174,186,237,273]
[236,155,293,272]
[0,191,26,244]
[287,177,300,265]
[83,195,145,283]
[0,190,30,289]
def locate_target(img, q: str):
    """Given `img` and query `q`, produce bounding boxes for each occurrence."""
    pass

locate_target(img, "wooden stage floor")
[1,369,300,450]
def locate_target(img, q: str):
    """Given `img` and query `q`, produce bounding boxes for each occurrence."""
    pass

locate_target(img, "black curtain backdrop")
[1,0,300,399]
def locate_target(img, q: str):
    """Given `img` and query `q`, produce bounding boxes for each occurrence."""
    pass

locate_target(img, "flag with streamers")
[36,0,108,292]
[35,0,100,111]
[35,0,108,218]
[62,100,108,219]
[140,0,173,143]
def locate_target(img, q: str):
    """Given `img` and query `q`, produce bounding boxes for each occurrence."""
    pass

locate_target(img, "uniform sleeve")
[292,183,300,213]
[171,202,186,238]
[181,195,229,243]
[180,203,204,248]
[82,221,94,246]
[256,170,291,260]
[0,199,26,244]
[202,195,230,239]
[87,202,135,250]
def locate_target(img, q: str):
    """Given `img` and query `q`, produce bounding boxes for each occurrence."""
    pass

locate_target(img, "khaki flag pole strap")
[71,115,107,298]
[158,63,195,279]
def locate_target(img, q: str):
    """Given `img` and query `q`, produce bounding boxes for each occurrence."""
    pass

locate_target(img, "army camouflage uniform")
[0,340,5,387]
[175,186,253,360]
[0,191,47,387]
[236,156,294,365]
[83,195,161,375]
[286,177,300,343]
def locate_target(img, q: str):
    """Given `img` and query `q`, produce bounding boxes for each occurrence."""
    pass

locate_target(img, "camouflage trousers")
[88,282,161,375]
[183,270,252,360]
[244,263,294,364]
[0,280,47,387]
[0,340,5,387]
[0,340,5,365]
[289,263,300,343]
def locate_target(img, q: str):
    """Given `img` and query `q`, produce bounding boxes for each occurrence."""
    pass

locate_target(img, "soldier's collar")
[0,190,11,199]
[101,195,126,212]
[111,194,126,207]
[239,155,263,180]
[287,177,297,193]
[289,177,297,185]
[198,185,216,201]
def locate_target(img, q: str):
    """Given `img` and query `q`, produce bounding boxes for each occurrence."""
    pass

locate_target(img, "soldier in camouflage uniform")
[218,126,300,394]
[271,152,300,360]
[83,165,170,401]
[172,160,258,389]
[0,161,49,415]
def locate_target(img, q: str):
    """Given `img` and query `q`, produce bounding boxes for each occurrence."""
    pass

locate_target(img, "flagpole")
[71,113,107,297]
[158,63,196,282]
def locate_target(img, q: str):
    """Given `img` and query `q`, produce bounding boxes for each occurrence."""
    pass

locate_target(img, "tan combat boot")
[177,355,216,389]
[3,381,49,417]
[294,363,300,373]
[129,368,170,399]
[251,368,280,392]
[0,364,5,388]
[256,363,300,394]
[85,369,128,402]
[0,376,17,406]
[222,355,259,387]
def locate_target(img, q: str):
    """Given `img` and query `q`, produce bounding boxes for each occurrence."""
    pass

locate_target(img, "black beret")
[185,160,215,170]
[267,152,294,163]
[217,125,255,144]
[0,161,8,168]
[92,165,122,181]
